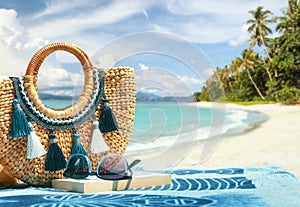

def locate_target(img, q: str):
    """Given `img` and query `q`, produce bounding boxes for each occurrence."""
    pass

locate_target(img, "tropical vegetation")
[195,0,300,104]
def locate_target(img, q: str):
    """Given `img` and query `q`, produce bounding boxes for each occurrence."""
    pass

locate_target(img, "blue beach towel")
[0,166,300,207]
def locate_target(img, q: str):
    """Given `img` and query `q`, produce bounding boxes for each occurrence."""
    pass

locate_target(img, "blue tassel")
[45,131,66,172]
[71,130,87,156]
[99,96,119,132]
[10,99,31,137]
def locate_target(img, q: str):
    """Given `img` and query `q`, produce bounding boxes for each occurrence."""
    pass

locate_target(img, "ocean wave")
[222,110,250,135]
[127,108,267,155]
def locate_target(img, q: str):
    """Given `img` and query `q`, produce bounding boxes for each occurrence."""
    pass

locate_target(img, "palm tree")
[238,50,266,100]
[230,58,243,77]
[276,0,300,33]
[246,6,274,50]
[246,6,275,80]
[228,59,242,90]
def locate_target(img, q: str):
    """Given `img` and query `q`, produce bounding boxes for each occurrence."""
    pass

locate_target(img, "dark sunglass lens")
[64,154,90,179]
[97,155,127,180]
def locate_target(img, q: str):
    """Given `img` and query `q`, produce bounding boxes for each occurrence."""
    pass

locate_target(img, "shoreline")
[129,102,300,180]
[180,102,300,180]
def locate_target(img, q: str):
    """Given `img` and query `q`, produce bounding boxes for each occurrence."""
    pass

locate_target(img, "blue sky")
[0,0,287,97]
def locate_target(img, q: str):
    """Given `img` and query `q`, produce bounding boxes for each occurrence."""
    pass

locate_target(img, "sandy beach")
[177,102,300,180]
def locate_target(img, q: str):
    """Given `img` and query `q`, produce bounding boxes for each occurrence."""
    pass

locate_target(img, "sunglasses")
[63,153,141,180]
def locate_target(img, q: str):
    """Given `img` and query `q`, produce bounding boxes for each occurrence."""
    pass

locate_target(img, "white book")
[52,172,172,194]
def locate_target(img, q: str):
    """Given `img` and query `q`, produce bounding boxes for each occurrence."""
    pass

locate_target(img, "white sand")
[177,102,300,180]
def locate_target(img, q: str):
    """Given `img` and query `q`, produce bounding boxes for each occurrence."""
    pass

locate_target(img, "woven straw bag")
[0,43,136,186]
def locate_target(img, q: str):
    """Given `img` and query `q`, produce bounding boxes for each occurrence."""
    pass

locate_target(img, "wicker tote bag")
[0,43,136,186]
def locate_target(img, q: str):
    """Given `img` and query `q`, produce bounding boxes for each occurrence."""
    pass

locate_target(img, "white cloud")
[138,63,149,70]
[4,0,287,49]
[54,50,85,64]
[180,23,241,44]
[163,0,287,44]
[203,68,215,77]
[33,0,90,18]
[0,9,49,76]
[28,1,150,39]
[167,0,245,17]
[0,8,85,99]
[0,9,48,50]
[37,67,84,96]
[95,54,116,68]
[180,76,202,85]
[135,68,201,96]
[167,0,286,18]
[23,38,49,49]
[38,67,80,88]
[229,24,249,46]
[0,41,27,76]
[0,9,20,46]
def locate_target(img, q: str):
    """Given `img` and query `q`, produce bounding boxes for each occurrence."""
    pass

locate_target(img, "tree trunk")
[260,34,273,80]
[247,68,266,100]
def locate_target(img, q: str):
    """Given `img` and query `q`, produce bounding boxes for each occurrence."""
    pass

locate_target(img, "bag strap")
[23,42,95,119]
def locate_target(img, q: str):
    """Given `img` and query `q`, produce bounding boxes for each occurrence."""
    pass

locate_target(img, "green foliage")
[194,86,225,102]
[268,28,300,85]
[225,69,254,102]
[199,87,210,101]
[272,87,300,104]
[276,0,300,33]
[196,68,226,102]
[193,92,202,102]
[195,1,300,105]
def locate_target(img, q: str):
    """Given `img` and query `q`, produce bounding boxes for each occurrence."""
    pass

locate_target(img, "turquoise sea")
[128,102,267,154]
[42,99,267,154]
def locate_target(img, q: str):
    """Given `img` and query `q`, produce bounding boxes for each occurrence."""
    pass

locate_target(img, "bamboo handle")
[24,42,95,119]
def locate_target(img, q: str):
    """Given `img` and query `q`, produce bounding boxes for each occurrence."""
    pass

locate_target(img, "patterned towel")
[0,166,300,207]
